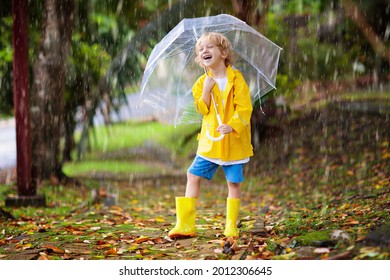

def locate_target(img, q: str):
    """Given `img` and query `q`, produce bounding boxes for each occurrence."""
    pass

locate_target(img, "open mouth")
[203,55,212,61]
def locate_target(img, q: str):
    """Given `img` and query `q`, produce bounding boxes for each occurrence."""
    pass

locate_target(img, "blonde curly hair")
[195,32,233,67]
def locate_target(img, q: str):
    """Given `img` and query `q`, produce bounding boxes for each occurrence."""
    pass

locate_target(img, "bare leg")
[227,181,241,198]
[185,171,201,198]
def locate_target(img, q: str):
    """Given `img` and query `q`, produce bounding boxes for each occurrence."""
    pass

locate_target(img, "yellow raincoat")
[192,65,253,161]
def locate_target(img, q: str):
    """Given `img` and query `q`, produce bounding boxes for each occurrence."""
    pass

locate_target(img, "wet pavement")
[0,119,16,169]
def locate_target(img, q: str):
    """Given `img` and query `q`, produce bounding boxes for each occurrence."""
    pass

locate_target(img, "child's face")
[197,38,226,68]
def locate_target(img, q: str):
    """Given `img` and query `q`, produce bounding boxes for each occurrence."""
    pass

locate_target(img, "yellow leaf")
[382,153,390,159]
[339,203,350,210]
[134,236,149,244]
[15,243,33,250]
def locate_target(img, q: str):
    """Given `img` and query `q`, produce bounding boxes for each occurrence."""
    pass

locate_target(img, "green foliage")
[0,16,13,116]
[69,33,111,83]
[273,0,323,15]
[266,0,389,96]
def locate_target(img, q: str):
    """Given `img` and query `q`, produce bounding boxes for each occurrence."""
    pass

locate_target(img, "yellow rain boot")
[223,198,240,237]
[168,197,196,239]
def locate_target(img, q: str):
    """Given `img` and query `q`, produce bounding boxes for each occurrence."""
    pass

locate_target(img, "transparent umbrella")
[137,14,282,126]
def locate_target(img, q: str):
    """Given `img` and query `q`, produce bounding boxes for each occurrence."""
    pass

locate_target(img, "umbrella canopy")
[137,14,282,125]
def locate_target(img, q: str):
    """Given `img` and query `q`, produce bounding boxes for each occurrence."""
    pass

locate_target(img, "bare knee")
[187,172,200,184]
[227,181,241,198]
[185,172,201,198]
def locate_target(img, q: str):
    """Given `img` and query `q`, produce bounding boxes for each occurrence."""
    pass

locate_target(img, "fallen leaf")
[96,240,109,245]
[62,254,72,260]
[357,247,381,259]
[104,247,118,255]
[15,243,33,251]
[183,249,199,254]
[90,226,101,231]
[207,239,224,245]
[152,237,166,244]
[134,236,149,244]
[43,244,65,254]
[347,219,359,225]
[38,254,50,260]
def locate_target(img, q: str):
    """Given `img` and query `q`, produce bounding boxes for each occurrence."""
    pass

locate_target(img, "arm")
[201,76,215,108]
[192,75,215,116]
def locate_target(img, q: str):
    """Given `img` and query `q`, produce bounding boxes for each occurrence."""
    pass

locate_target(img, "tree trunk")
[340,0,390,64]
[30,0,74,184]
[13,0,33,195]
[231,0,257,25]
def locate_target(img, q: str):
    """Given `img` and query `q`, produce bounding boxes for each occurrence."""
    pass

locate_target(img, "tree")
[340,0,390,64]
[30,0,74,184]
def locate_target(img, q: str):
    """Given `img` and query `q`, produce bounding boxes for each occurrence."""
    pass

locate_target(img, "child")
[168,32,253,239]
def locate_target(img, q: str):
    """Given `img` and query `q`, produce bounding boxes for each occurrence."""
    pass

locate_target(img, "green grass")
[65,121,200,176]
[339,90,390,101]
[63,160,151,176]
[78,121,199,154]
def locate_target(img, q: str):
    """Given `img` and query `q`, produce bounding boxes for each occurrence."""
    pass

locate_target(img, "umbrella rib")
[145,37,196,71]
[163,42,195,60]
[232,46,279,90]
[174,48,196,126]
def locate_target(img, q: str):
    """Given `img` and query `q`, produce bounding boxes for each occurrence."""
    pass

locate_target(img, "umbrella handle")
[204,67,225,141]
[206,114,225,141]
[206,130,225,141]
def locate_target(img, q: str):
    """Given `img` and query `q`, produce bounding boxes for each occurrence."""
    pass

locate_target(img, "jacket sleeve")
[227,72,252,137]
[192,75,210,116]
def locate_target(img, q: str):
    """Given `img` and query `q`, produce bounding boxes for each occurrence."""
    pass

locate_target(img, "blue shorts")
[188,156,245,183]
